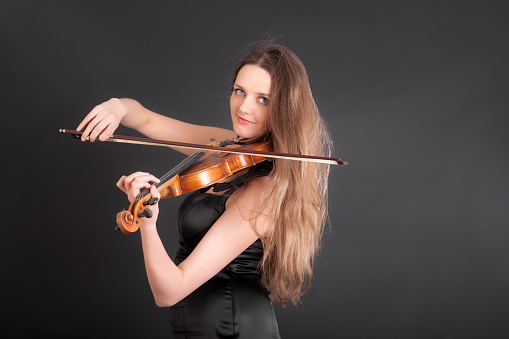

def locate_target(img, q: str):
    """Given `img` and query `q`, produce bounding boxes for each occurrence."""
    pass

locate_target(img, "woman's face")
[230,64,271,139]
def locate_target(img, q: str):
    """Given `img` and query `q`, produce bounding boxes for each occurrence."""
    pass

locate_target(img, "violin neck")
[136,151,206,200]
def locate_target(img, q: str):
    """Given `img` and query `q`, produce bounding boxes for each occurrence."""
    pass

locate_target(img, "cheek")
[259,108,269,126]
[230,95,239,113]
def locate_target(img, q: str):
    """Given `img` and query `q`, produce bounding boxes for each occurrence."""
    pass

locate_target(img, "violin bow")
[59,129,347,166]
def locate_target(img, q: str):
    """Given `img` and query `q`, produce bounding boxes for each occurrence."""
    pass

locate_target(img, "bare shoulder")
[225,175,272,234]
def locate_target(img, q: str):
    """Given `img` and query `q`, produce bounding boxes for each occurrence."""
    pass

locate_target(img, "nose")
[239,96,256,115]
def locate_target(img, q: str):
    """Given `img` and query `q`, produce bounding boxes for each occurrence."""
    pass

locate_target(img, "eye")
[233,88,244,95]
[258,97,269,105]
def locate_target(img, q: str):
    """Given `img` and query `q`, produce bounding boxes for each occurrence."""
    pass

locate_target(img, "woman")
[77,43,332,338]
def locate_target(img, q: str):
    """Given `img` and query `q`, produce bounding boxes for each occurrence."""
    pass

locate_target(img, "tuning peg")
[143,198,159,206]
[138,208,153,218]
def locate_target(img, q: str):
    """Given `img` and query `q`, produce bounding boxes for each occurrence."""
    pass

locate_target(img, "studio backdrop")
[2,1,508,338]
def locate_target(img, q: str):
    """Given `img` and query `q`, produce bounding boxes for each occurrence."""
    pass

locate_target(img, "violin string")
[136,151,207,202]
[157,151,206,184]
[136,152,204,202]
[137,151,206,201]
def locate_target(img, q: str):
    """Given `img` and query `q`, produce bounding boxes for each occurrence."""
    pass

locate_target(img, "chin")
[235,129,257,140]
[233,127,250,139]
[233,123,268,140]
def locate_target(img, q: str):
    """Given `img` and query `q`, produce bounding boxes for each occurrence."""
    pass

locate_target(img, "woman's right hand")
[76,98,126,142]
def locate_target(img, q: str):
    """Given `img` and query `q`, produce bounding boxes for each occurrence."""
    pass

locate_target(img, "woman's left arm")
[137,177,270,307]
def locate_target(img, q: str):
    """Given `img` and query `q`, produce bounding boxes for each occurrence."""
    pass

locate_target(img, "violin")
[60,129,347,234]
[116,139,272,233]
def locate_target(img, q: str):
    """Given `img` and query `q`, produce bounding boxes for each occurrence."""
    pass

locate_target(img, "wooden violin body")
[116,140,272,234]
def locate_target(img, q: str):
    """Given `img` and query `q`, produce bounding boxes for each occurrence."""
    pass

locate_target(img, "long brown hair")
[233,43,333,306]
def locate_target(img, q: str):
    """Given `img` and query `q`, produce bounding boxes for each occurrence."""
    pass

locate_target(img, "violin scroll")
[116,194,157,234]
[116,210,135,234]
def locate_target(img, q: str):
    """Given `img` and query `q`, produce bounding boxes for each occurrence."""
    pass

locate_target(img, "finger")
[76,109,98,132]
[126,173,160,186]
[123,172,148,194]
[124,171,151,183]
[81,111,103,142]
[150,184,161,199]
[80,104,109,141]
[146,174,161,185]
[131,179,154,191]
[125,172,158,196]
[98,123,117,141]
[89,119,111,142]
[131,175,162,200]
[116,175,127,193]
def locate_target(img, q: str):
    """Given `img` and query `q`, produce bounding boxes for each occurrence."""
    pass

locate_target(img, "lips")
[237,116,253,125]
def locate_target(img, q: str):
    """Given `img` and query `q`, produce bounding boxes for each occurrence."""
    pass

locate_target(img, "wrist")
[140,219,158,233]
[112,98,128,121]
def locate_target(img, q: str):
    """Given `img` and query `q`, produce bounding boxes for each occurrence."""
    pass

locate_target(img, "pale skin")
[77,65,273,307]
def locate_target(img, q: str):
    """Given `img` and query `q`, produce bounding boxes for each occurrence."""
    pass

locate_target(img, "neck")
[238,133,271,145]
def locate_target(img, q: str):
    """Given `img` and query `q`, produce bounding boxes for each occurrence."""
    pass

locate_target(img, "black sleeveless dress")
[169,163,281,338]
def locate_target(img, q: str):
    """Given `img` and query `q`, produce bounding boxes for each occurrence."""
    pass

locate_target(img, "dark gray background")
[2,1,508,338]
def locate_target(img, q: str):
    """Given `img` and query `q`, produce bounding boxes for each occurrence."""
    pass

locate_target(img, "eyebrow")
[233,84,270,97]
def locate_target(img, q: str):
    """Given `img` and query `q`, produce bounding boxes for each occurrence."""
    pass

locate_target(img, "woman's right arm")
[76,98,236,155]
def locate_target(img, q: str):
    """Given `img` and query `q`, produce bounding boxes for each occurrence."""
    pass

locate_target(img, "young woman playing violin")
[77,43,332,338]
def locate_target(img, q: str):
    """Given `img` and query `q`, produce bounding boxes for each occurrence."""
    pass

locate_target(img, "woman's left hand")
[116,172,162,223]
[117,172,160,202]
